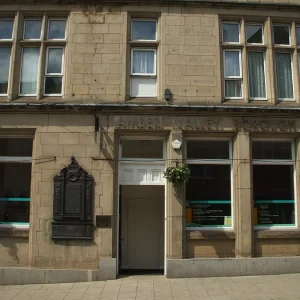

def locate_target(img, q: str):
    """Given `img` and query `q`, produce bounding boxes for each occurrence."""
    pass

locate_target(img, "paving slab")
[4,273,300,299]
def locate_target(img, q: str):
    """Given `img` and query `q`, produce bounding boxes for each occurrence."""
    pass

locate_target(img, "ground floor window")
[252,140,295,227]
[186,140,232,229]
[0,137,32,227]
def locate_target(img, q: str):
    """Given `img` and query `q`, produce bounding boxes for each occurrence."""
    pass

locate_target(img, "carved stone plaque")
[52,157,94,240]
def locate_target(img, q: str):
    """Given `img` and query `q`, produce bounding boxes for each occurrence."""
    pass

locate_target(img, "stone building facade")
[1,0,300,284]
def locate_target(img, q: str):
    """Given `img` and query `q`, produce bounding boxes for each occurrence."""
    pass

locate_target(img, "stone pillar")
[234,131,253,257]
[166,130,184,259]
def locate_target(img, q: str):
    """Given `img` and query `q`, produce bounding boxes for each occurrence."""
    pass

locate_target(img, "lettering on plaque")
[233,119,297,132]
[114,116,163,129]
[65,183,81,214]
[172,117,221,130]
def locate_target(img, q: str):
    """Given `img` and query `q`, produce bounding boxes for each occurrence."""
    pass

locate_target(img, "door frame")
[117,136,167,275]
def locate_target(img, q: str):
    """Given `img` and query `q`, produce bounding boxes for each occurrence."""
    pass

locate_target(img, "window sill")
[187,230,235,240]
[0,226,29,238]
[127,97,161,103]
[255,229,300,239]
[129,40,159,47]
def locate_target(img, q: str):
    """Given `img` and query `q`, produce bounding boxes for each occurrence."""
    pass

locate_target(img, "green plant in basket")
[163,164,190,184]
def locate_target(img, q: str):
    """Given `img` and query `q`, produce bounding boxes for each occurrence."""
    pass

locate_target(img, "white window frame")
[246,23,264,45]
[223,49,243,99]
[185,138,234,231]
[44,46,64,96]
[247,50,267,100]
[130,48,157,76]
[47,18,67,41]
[252,139,296,230]
[275,51,294,101]
[19,47,40,97]
[23,19,42,41]
[0,18,14,41]
[222,21,240,44]
[0,46,12,97]
[131,19,157,42]
[272,24,291,46]
[0,136,32,229]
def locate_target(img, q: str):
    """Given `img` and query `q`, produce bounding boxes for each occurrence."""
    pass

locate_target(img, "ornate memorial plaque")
[52,157,94,240]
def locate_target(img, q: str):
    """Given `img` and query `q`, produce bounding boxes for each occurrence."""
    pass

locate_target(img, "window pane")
[273,25,290,45]
[132,20,156,40]
[0,200,29,224]
[252,141,292,160]
[275,53,293,99]
[20,48,40,95]
[48,20,66,39]
[130,77,156,97]
[132,50,155,74]
[225,80,242,98]
[246,24,263,44]
[0,19,13,39]
[296,27,300,46]
[24,20,42,39]
[253,165,294,225]
[0,48,11,94]
[0,138,32,157]
[47,48,63,74]
[187,141,229,159]
[0,163,31,198]
[122,140,163,159]
[186,165,231,227]
[45,77,62,95]
[222,23,239,43]
[224,51,240,77]
[0,163,31,224]
[248,52,266,98]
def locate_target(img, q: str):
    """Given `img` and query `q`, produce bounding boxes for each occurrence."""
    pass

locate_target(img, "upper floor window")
[130,19,158,98]
[222,21,266,100]
[0,15,67,99]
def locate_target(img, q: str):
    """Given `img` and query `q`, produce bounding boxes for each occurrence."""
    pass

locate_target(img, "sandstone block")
[104,33,122,44]
[91,63,110,74]
[71,74,84,84]
[85,54,102,64]
[89,13,105,24]
[101,53,122,64]
[166,54,185,65]
[96,43,120,53]
[105,14,124,24]
[73,84,89,95]
[92,24,109,34]
[75,24,92,34]
[73,64,92,74]
[166,16,184,26]
[86,34,104,44]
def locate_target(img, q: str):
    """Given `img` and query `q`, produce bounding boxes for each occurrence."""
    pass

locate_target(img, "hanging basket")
[163,164,190,184]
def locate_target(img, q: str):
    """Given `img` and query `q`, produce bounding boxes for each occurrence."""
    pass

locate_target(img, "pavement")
[1,274,300,300]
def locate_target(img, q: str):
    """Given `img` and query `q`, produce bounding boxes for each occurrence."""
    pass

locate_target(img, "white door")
[120,186,164,270]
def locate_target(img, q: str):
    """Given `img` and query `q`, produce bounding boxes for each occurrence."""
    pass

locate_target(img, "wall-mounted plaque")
[52,157,94,240]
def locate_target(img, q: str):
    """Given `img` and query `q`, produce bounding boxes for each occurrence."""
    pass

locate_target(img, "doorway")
[119,185,164,272]
[117,138,166,274]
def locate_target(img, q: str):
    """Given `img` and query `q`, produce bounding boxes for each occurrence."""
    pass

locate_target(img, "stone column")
[166,130,184,259]
[234,131,253,257]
